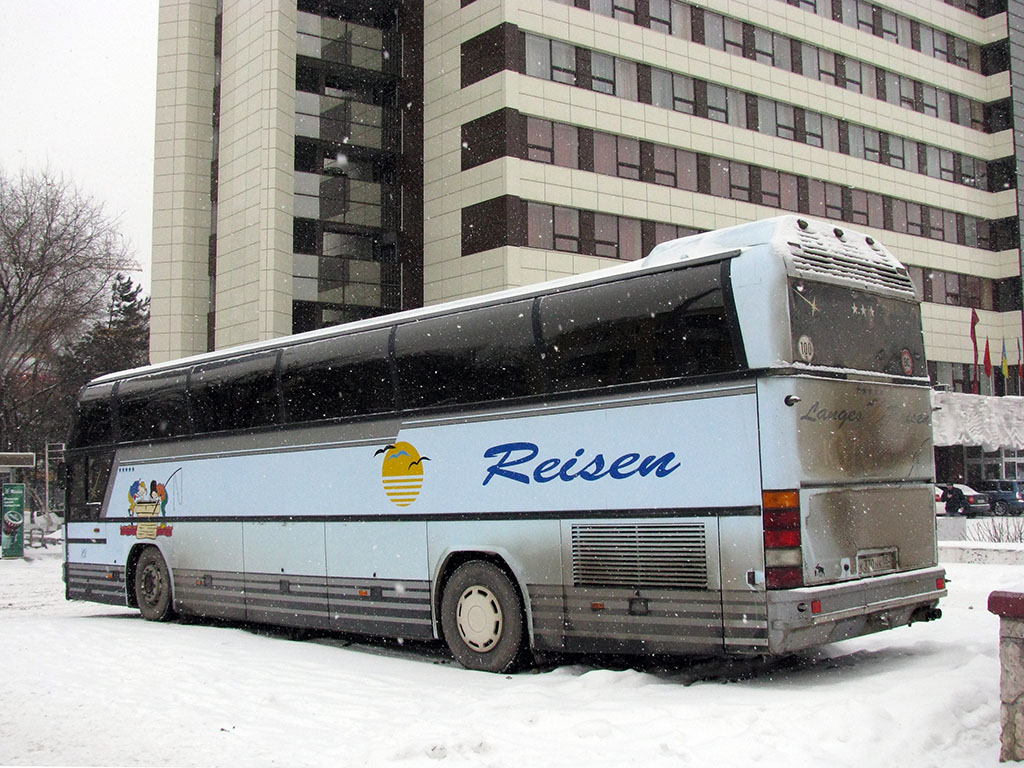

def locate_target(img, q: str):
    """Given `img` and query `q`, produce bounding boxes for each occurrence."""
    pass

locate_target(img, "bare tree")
[0,167,136,451]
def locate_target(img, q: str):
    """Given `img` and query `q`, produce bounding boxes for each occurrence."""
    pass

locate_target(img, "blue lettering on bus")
[481,442,681,486]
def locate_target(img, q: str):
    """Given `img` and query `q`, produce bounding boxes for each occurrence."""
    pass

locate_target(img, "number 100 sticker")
[798,335,814,363]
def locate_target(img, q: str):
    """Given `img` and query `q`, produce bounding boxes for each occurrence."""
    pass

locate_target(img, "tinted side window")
[394,300,543,410]
[118,372,191,442]
[538,264,741,392]
[68,383,117,449]
[66,451,113,521]
[280,329,394,423]
[190,352,281,434]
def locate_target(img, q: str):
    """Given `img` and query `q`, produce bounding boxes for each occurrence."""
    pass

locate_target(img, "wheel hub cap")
[456,586,503,652]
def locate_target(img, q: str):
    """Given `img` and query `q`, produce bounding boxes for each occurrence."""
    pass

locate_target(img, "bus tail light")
[763,489,803,589]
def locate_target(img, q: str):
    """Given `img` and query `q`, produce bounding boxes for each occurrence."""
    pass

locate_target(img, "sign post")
[2,483,26,558]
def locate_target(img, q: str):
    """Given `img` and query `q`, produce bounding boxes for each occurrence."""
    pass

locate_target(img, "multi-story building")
[151,0,1021,418]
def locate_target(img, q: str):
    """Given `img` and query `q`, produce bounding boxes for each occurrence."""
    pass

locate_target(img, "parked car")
[971,479,1024,516]
[934,484,990,517]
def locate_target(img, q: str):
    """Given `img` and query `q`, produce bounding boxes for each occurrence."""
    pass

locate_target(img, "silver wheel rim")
[456,585,503,652]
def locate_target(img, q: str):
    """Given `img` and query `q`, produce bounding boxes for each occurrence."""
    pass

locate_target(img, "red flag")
[971,310,981,393]
[984,338,993,379]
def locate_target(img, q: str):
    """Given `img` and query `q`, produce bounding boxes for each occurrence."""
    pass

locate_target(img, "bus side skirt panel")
[66,562,127,606]
[173,568,246,622]
[560,586,725,655]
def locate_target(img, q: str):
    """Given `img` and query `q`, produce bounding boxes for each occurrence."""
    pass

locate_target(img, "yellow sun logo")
[376,441,430,507]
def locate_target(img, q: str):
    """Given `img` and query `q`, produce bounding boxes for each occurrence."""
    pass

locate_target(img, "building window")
[592,0,637,23]
[525,34,576,85]
[649,0,672,34]
[760,169,800,211]
[651,70,696,114]
[817,49,837,86]
[594,132,640,179]
[591,54,638,100]
[654,222,701,244]
[654,146,699,190]
[526,117,579,168]
[709,159,750,201]
[594,214,642,260]
[706,83,728,123]
[527,202,580,252]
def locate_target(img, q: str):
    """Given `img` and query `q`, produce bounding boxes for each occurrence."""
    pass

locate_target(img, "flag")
[1003,339,1010,379]
[1018,338,1022,383]
[971,309,981,393]
[985,338,993,379]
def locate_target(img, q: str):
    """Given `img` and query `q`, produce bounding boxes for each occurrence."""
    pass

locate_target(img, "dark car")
[973,479,1024,516]
[935,484,990,517]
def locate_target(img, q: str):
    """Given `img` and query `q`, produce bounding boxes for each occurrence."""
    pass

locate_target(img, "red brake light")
[765,529,801,548]
[763,489,803,589]
[764,509,800,530]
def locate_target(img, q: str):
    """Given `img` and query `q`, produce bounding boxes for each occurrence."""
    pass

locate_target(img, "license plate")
[857,550,897,575]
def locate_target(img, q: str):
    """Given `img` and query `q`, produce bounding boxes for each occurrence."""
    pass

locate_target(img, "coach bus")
[64,216,945,672]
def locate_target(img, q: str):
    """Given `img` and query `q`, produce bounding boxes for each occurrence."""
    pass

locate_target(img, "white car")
[934,484,990,517]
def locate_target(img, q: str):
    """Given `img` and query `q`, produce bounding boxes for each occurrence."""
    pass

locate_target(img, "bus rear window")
[788,279,925,375]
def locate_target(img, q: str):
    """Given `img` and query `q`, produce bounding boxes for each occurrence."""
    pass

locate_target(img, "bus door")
[64,450,123,605]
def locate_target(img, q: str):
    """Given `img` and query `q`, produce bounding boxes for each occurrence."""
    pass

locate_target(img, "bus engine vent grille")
[787,232,916,297]
[571,523,708,589]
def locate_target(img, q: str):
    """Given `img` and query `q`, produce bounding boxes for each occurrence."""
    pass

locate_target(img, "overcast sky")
[0,1,160,292]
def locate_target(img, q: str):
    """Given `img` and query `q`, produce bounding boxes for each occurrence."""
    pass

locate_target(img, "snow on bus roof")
[87,216,856,388]
[646,214,892,266]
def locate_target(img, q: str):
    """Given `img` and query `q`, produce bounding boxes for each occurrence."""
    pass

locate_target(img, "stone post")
[988,591,1024,761]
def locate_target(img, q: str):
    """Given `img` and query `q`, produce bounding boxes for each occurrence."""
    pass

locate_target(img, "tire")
[995,501,1010,516]
[440,561,524,673]
[134,547,174,621]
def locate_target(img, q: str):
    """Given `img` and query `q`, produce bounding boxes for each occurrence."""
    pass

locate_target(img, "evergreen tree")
[57,274,150,407]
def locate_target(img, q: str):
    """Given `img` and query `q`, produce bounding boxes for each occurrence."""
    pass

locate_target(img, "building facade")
[151,0,1022,410]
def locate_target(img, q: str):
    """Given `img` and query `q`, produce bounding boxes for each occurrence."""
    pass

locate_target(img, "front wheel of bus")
[440,561,524,672]
[135,547,174,622]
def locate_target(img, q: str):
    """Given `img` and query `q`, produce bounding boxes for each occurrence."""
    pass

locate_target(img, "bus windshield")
[788,278,926,376]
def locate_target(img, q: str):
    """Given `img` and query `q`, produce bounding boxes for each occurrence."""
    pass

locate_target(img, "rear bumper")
[765,566,946,654]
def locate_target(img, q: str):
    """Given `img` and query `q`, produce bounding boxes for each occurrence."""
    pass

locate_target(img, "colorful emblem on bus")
[377,442,430,507]
[122,476,174,540]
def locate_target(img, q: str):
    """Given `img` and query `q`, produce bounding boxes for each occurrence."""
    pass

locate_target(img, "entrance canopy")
[932,391,1024,451]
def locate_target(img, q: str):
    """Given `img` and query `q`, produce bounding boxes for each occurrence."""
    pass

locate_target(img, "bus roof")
[89,215,893,387]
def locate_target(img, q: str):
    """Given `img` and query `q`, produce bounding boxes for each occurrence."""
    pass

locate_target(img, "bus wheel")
[440,561,524,672]
[135,547,174,622]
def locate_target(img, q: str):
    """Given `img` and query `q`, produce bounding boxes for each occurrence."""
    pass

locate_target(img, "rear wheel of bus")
[135,547,174,621]
[440,561,524,672]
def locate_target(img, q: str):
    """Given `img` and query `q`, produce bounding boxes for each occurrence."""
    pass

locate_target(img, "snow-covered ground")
[0,545,1019,767]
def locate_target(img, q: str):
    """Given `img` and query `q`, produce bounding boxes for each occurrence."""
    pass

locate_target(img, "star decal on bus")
[793,288,820,315]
